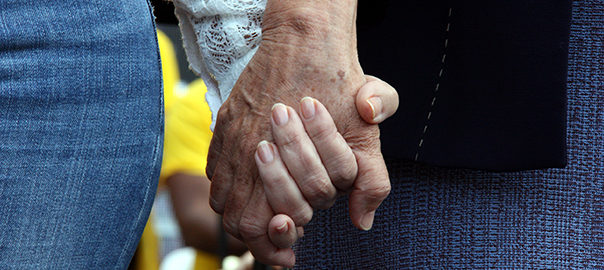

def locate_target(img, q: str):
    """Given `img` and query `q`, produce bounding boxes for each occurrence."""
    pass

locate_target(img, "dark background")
[151,0,198,83]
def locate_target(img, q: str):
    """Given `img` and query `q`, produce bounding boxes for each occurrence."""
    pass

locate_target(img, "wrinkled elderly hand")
[206,1,395,266]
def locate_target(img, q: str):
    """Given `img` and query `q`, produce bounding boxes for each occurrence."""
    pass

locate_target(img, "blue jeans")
[0,1,163,268]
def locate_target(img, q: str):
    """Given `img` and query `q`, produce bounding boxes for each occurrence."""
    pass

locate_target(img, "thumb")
[348,147,391,231]
[356,75,399,124]
[267,214,300,249]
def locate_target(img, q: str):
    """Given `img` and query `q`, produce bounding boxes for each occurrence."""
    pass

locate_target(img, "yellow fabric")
[135,216,160,270]
[193,251,221,270]
[159,78,214,185]
[135,29,217,270]
[154,78,218,269]
[160,79,218,269]
[157,29,180,113]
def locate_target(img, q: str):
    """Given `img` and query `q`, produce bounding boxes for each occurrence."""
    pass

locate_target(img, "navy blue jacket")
[357,1,572,171]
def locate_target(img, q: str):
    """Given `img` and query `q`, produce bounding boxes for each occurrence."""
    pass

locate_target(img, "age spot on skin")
[330,78,336,83]
[337,70,345,80]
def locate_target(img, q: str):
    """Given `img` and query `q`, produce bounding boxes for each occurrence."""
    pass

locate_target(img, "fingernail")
[360,211,375,231]
[300,97,316,120]
[366,97,383,121]
[272,103,289,126]
[276,221,288,233]
[257,140,274,163]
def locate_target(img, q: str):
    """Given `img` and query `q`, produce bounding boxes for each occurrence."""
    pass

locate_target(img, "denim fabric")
[0,1,163,269]
[295,0,602,268]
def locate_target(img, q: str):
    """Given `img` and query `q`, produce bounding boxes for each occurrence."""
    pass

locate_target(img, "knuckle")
[259,171,280,188]
[343,126,381,152]
[309,122,338,143]
[205,167,214,180]
[363,182,391,202]
[304,178,335,208]
[316,197,336,210]
[222,217,240,238]
[262,174,289,194]
[216,105,230,122]
[247,250,273,267]
[291,207,313,226]
[238,215,265,240]
[326,150,358,187]
[298,150,320,171]
[206,145,222,179]
[209,197,224,214]
[278,128,305,149]
[338,159,358,183]
[207,144,220,161]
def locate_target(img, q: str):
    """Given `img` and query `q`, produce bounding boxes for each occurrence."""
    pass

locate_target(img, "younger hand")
[258,76,399,251]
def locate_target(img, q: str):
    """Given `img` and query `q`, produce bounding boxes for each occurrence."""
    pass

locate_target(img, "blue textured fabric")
[0,1,162,269]
[295,1,603,268]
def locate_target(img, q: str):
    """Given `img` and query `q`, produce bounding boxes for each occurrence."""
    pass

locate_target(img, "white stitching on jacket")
[415,7,453,161]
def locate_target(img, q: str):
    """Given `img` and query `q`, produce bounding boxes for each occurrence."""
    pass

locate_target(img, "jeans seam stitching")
[114,0,164,268]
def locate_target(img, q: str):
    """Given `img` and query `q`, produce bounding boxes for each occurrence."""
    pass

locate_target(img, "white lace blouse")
[173,0,266,129]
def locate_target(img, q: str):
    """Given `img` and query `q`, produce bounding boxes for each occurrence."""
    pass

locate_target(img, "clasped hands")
[205,4,398,267]
[255,76,399,250]
[208,75,398,267]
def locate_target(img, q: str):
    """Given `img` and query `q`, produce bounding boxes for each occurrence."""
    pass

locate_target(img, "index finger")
[346,129,391,231]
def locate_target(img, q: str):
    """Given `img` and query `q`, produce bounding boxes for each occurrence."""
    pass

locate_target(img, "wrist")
[238,0,364,116]
[262,0,358,46]
[258,0,361,79]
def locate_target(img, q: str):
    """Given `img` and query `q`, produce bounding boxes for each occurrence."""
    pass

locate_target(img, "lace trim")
[173,0,267,129]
